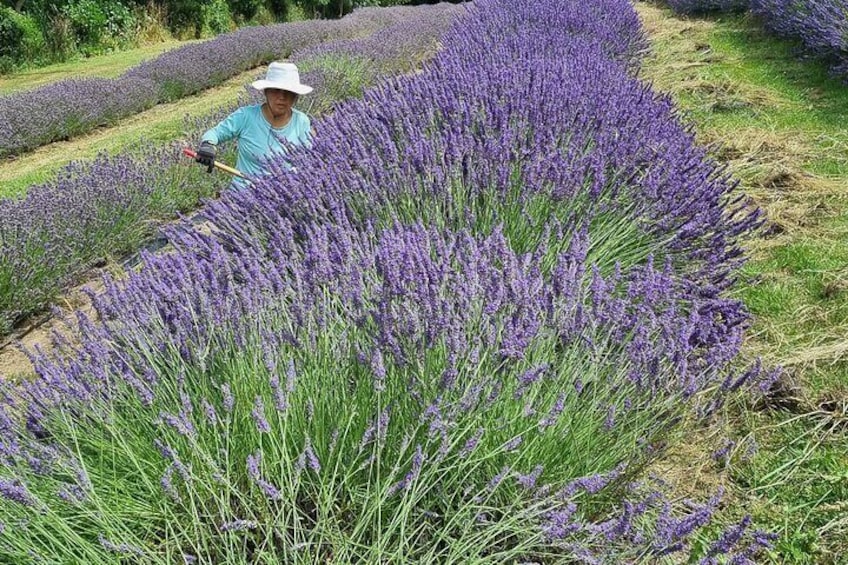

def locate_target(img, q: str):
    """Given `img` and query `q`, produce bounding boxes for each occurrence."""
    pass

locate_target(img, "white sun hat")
[251,62,313,95]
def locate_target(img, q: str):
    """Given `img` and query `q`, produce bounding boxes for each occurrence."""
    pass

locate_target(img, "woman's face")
[265,88,298,117]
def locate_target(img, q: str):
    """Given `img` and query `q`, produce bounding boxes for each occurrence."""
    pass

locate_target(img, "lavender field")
[4,0,832,561]
[0,4,446,158]
[0,2,461,337]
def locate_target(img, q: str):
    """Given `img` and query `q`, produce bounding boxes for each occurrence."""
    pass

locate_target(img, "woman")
[195,61,313,188]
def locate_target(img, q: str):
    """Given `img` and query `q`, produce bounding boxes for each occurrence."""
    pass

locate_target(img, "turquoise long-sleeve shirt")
[201,104,311,186]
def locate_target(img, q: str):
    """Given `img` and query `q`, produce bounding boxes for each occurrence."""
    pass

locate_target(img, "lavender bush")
[0,3,462,335]
[0,4,448,158]
[1,222,769,562]
[750,0,848,78]
[222,1,756,292]
[0,0,775,560]
[0,146,217,334]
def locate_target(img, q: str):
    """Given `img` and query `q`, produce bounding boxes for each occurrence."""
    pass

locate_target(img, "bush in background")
[205,0,234,34]
[0,0,428,73]
[0,6,44,71]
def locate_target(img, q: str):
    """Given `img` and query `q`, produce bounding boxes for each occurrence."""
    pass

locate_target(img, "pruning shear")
[182,148,246,179]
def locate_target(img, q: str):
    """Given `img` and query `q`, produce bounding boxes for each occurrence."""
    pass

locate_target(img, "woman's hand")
[196,141,217,173]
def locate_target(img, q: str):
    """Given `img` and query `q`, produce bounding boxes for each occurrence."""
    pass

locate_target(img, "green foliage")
[62,0,108,48]
[264,0,288,20]
[101,0,137,46]
[42,14,77,61]
[163,0,206,38]
[227,0,262,21]
[1,0,418,72]
[205,0,232,34]
[0,6,43,70]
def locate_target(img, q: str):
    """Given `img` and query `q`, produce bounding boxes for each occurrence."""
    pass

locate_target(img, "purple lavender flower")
[516,465,544,490]
[220,384,235,414]
[247,451,282,501]
[304,437,321,473]
[460,427,485,458]
[252,396,271,433]
[0,478,35,507]
[161,464,181,503]
[97,534,146,556]
[220,519,258,532]
[388,444,424,496]
[503,436,523,452]
[0,0,774,560]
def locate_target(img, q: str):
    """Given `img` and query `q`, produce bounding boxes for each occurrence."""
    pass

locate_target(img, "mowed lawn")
[637,4,848,563]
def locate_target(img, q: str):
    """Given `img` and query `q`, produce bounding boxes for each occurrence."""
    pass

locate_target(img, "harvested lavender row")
[750,0,848,79]
[0,4,447,158]
[0,3,461,336]
[0,0,773,562]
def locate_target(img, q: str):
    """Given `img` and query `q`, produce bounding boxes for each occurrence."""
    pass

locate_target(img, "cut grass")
[0,40,198,96]
[636,3,848,563]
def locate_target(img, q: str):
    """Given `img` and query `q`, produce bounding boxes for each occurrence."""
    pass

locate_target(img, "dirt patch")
[0,275,105,378]
[756,169,804,190]
[646,425,729,500]
[754,369,808,413]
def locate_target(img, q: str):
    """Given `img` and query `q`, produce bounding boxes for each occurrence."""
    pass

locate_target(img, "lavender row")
[6,222,769,562]
[0,4,443,158]
[226,0,757,292]
[0,0,773,561]
[750,0,848,78]
[0,3,463,336]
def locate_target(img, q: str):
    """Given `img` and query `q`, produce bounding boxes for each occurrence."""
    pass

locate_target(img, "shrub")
[0,7,44,70]
[205,0,233,35]
[227,0,263,21]
[62,0,108,53]
[163,0,207,38]
[101,0,139,48]
[134,1,172,43]
[265,0,289,20]
[42,14,77,61]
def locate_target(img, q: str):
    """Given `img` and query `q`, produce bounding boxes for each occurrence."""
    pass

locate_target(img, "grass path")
[0,67,259,197]
[636,4,848,562]
[0,39,198,96]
